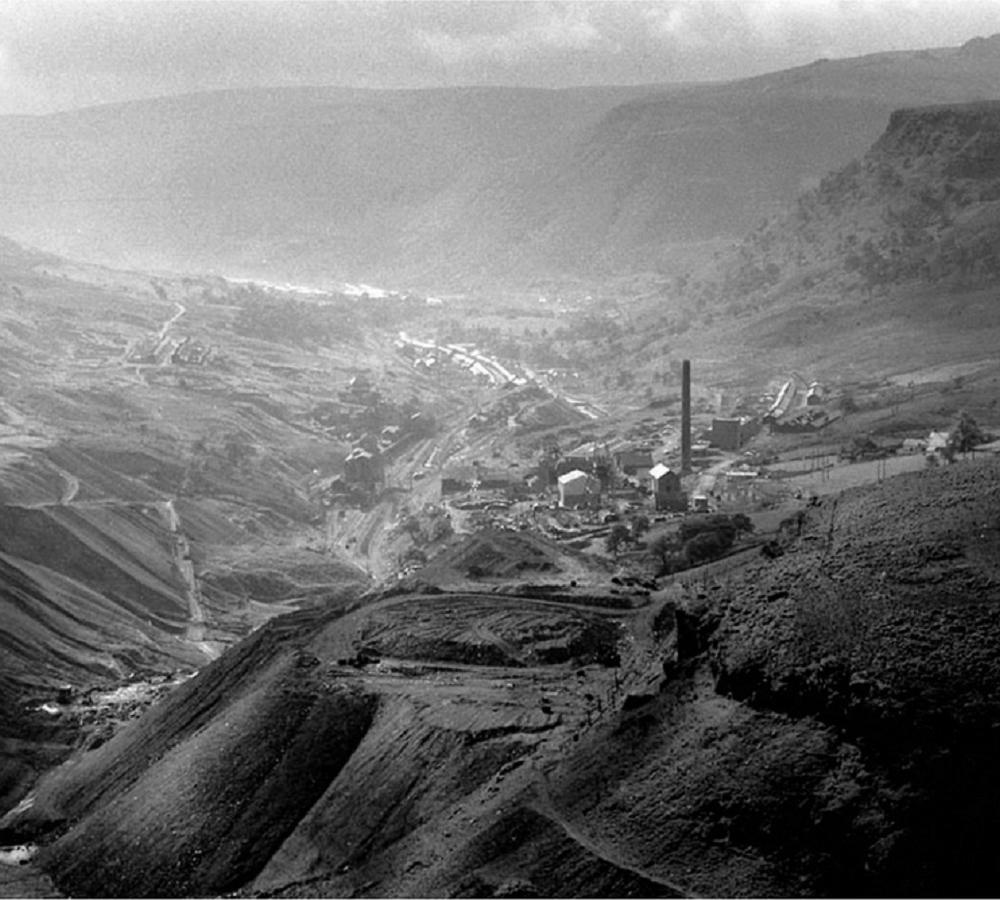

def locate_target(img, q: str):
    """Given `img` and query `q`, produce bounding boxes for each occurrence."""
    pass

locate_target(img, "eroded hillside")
[0,242,463,809]
[3,45,1000,896]
[4,460,1000,897]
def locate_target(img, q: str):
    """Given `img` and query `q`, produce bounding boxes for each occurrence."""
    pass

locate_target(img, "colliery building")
[710,417,760,451]
[558,469,597,509]
[649,463,687,512]
[615,448,654,477]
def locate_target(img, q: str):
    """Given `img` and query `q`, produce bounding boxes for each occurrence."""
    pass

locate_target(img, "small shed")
[691,494,710,512]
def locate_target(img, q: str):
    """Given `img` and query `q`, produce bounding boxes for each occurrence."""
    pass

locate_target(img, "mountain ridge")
[5,37,1000,288]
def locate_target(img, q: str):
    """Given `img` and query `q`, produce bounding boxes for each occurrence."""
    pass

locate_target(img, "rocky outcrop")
[701,100,1000,311]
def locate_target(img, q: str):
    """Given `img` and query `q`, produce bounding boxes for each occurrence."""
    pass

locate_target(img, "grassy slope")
[610,99,1000,396]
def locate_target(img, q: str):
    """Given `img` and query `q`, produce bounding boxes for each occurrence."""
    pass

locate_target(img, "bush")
[949,411,985,454]
[679,514,738,546]
[605,524,631,557]
[685,530,732,565]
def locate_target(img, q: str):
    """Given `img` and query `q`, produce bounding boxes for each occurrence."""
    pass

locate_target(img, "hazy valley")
[2,31,1000,900]
[5,35,1000,287]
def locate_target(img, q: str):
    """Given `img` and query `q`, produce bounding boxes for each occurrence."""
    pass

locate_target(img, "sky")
[3,0,1000,114]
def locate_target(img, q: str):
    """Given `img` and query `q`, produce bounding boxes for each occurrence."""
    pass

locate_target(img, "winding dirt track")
[163,499,217,658]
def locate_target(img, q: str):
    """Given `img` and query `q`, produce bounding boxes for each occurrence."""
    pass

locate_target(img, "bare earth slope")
[5,459,1000,897]
[0,240,388,812]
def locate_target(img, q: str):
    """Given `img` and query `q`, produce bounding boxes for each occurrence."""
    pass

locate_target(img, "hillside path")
[163,500,218,659]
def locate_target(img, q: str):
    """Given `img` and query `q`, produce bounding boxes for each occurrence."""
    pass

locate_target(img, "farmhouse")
[925,431,951,460]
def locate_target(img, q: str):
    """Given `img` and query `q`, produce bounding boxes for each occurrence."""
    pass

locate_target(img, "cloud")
[2,1,1000,113]
[634,0,1000,76]
[416,4,604,66]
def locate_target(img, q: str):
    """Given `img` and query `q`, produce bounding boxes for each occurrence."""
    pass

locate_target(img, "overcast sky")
[3,0,1000,114]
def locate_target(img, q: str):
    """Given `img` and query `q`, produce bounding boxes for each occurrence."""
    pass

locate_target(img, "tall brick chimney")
[681,359,691,473]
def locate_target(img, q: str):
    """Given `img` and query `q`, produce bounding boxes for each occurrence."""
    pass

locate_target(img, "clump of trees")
[233,290,359,348]
[647,513,754,574]
[604,514,652,558]
[949,411,986,455]
[605,524,631,558]
[929,412,989,466]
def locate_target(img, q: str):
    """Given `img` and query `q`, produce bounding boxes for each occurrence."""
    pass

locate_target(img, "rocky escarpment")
[699,100,1000,311]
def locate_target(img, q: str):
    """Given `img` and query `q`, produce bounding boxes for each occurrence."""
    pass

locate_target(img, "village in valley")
[309,300,999,584]
[6,10,1000,897]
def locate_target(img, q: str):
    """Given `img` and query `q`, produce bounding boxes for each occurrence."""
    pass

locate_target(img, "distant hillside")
[4,36,1000,288]
[701,99,1000,311]
[611,95,1000,383]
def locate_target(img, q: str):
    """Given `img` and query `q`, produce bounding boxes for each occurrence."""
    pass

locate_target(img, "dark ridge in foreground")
[2,459,999,897]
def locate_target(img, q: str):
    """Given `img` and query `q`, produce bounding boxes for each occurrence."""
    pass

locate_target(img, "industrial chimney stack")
[681,359,692,473]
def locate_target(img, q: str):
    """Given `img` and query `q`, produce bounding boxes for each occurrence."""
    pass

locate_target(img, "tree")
[685,530,730,565]
[648,533,676,572]
[679,514,737,547]
[949,411,985,455]
[605,524,630,558]
[838,393,858,414]
[731,513,755,535]
[630,515,650,541]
